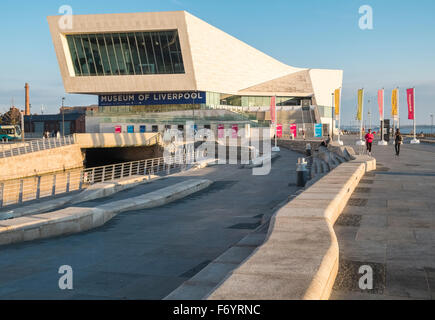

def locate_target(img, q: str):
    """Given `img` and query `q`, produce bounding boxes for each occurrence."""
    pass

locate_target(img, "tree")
[1,107,22,125]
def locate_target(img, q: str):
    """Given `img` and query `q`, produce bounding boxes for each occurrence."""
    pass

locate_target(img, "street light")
[62,97,65,136]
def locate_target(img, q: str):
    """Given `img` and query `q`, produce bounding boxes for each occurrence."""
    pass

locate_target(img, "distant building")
[24,113,86,137]
[47,11,343,135]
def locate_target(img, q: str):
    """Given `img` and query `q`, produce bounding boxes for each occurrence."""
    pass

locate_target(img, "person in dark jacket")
[394,129,403,156]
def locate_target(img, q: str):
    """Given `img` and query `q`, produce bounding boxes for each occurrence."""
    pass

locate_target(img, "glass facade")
[66,31,185,76]
[219,94,308,107]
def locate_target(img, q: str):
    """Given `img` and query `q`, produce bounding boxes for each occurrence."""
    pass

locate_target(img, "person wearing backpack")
[395,129,403,156]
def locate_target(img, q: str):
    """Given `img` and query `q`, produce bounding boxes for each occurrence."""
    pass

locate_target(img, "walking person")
[394,129,403,156]
[364,129,374,157]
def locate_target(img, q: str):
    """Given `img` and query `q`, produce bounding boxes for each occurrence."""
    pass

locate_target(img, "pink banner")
[377,89,384,120]
[290,124,297,138]
[407,88,415,120]
[232,124,238,138]
[270,96,276,124]
[115,126,122,133]
[276,124,283,138]
[218,124,225,139]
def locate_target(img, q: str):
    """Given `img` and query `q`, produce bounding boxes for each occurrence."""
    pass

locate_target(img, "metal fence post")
[102,167,106,183]
[112,166,115,181]
[52,174,57,196]
[18,179,24,204]
[36,176,41,200]
[129,163,133,177]
[66,172,71,193]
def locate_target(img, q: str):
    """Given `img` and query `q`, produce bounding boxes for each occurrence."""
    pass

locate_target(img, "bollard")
[296,157,309,187]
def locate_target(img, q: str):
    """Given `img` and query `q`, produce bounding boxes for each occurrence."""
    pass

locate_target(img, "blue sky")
[0,0,434,124]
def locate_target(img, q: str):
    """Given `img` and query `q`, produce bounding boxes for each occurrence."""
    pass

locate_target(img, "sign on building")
[99,91,206,106]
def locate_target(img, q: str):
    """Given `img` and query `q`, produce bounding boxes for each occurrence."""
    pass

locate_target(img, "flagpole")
[398,87,401,129]
[379,88,387,145]
[272,95,280,152]
[411,87,420,144]
[356,88,365,146]
[338,87,343,145]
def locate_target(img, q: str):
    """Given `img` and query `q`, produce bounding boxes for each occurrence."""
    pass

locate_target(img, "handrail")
[0,135,76,159]
[0,151,204,209]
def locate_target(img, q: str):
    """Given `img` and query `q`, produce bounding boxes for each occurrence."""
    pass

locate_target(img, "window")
[152,125,159,132]
[66,30,185,76]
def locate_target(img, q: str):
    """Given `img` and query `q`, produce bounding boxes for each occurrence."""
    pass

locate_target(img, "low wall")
[0,179,212,247]
[278,139,324,154]
[74,133,160,149]
[207,155,376,300]
[0,144,84,181]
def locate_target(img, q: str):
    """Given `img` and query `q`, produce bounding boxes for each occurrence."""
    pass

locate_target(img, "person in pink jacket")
[365,129,374,156]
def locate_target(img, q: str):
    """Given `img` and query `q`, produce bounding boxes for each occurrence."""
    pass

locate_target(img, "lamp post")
[61,97,65,136]
[331,92,334,140]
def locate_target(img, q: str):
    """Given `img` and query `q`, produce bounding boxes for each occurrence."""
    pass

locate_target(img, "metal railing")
[0,152,199,209]
[0,135,76,159]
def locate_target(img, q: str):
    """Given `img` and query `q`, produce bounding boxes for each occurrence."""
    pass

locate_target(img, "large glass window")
[66,30,185,76]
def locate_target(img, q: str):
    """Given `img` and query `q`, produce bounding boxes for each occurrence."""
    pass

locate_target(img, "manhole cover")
[333,259,385,294]
[355,187,371,193]
[348,198,368,207]
[335,214,362,227]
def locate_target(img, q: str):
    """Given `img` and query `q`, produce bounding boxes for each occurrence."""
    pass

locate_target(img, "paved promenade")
[332,137,435,299]
[0,148,299,299]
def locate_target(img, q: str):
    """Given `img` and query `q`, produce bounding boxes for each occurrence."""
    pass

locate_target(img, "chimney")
[25,83,30,116]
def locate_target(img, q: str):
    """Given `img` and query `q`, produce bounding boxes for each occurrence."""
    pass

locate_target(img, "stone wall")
[0,145,84,181]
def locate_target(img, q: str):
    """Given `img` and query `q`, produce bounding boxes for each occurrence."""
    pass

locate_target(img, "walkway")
[0,148,300,299]
[332,137,435,299]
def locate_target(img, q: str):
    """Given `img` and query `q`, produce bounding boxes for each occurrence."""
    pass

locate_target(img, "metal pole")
[413,87,416,141]
[21,111,25,142]
[62,97,65,136]
[331,92,334,140]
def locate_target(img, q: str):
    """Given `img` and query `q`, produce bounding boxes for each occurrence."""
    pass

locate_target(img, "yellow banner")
[357,89,364,121]
[334,88,340,116]
[391,88,398,116]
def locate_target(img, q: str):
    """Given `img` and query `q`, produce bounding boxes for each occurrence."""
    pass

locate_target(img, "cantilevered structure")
[48,11,343,133]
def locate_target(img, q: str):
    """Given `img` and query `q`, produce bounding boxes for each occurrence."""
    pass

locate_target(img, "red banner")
[407,88,415,120]
[377,89,384,120]
[276,124,283,138]
[232,124,238,138]
[270,96,276,124]
[218,124,224,139]
[290,124,297,138]
[115,126,122,133]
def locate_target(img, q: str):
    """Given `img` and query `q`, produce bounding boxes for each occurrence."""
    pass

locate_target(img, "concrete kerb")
[206,156,376,300]
[0,179,212,247]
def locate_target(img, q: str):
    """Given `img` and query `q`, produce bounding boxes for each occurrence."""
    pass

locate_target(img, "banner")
[115,126,122,133]
[407,88,415,120]
[232,124,238,138]
[270,96,276,124]
[276,124,283,138]
[290,124,297,138]
[378,89,384,120]
[391,89,398,117]
[334,89,341,116]
[357,89,364,121]
[218,124,225,139]
[314,124,323,138]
